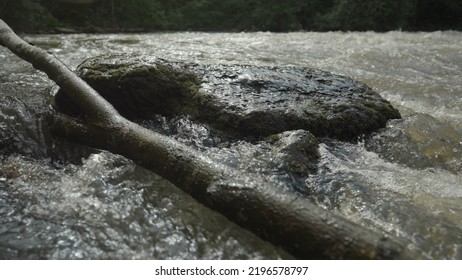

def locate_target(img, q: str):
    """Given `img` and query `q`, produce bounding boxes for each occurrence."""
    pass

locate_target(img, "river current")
[0,31,461,259]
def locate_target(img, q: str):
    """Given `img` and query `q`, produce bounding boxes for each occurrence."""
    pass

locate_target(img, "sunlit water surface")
[1,31,461,259]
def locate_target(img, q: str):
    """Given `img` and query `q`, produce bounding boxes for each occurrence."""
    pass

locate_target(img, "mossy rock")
[55,54,400,140]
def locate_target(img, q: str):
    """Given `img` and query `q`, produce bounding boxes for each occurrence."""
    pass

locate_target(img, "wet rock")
[366,113,462,173]
[0,95,49,157]
[267,130,320,176]
[55,54,400,140]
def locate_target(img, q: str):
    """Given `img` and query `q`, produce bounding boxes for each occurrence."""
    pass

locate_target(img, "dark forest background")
[1,0,461,33]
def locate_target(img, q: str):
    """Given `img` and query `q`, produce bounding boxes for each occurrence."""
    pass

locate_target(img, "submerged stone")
[366,113,462,173]
[55,54,400,140]
[266,130,320,177]
[0,94,49,158]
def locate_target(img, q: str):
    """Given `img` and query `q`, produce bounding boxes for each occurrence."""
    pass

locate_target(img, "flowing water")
[0,31,461,259]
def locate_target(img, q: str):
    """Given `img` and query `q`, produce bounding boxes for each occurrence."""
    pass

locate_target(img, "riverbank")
[2,0,461,34]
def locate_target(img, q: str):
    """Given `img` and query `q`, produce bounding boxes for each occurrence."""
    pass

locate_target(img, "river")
[0,31,461,259]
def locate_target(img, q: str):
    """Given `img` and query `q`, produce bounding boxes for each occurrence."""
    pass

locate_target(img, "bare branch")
[0,19,121,125]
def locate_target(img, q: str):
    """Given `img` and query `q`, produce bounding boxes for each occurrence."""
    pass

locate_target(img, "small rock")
[366,113,462,173]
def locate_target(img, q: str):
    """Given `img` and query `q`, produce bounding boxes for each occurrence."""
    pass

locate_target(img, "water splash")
[0,152,289,259]
[307,141,462,259]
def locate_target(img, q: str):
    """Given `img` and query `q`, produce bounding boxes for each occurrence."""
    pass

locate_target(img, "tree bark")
[0,19,421,259]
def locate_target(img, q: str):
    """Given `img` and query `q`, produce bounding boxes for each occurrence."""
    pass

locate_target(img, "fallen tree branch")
[0,19,421,259]
[0,19,121,125]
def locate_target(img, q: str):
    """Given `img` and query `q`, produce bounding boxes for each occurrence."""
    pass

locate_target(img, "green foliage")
[297,0,336,30]
[39,0,165,30]
[0,0,59,32]
[240,0,304,31]
[414,0,462,30]
[112,0,165,29]
[317,0,418,31]
[1,0,461,32]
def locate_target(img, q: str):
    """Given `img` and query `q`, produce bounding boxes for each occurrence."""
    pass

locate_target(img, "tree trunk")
[0,19,421,259]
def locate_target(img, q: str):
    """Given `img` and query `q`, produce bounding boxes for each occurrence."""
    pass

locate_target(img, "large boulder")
[55,54,400,140]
